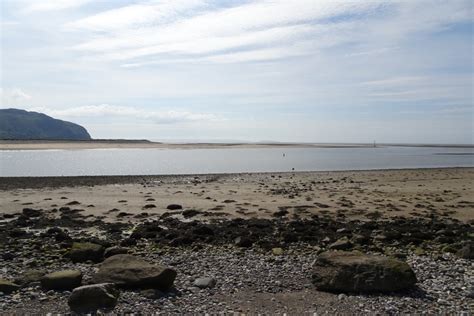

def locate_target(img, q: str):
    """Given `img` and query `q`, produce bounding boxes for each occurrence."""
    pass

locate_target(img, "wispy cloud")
[67,1,382,64]
[64,0,472,65]
[28,104,221,124]
[0,88,32,105]
[18,0,95,12]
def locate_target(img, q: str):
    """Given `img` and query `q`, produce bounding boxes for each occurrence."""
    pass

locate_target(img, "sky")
[1,0,473,143]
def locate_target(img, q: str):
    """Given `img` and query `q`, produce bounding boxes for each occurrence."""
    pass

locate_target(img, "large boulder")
[91,254,176,291]
[69,242,104,263]
[41,270,82,291]
[68,283,119,313]
[0,279,20,294]
[312,251,417,293]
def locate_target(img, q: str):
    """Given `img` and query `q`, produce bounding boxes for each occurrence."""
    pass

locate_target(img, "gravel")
[1,239,472,314]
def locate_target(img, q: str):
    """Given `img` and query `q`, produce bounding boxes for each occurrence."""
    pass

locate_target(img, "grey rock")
[41,270,82,291]
[68,283,119,313]
[193,277,217,289]
[312,251,417,293]
[92,254,176,290]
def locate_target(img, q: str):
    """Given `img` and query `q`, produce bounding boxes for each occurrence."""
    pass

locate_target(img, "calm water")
[0,146,473,177]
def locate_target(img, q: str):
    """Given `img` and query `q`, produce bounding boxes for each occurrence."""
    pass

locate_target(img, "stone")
[167,204,183,210]
[68,283,119,313]
[234,236,253,248]
[193,277,217,289]
[69,242,104,263]
[273,210,289,217]
[312,251,417,293]
[182,209,201,218]
[104,246,129,258]
[91,254,176,290]
[329,237,353,250]
[141,289,165,299]
[22,208,41,217]
[272,248,284,255]
[0,279,20,294]
[14,269,46,286]
[456,243,473,259]
[41,270,82,291]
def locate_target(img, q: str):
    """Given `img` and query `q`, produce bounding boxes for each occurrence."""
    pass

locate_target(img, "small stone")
[338,294,347,300]
[167,204,183,210]
[193,277,217,289]
[234,237,253,248]
[272,248,284,255]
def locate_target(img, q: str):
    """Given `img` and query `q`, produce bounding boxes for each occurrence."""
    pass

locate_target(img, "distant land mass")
[0,108,91,140]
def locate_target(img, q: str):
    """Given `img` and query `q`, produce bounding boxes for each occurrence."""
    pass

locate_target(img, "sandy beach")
[1,168,473,222]
[1,168,473,314]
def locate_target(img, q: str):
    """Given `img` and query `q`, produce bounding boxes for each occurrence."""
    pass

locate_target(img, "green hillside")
[0,108,91,140]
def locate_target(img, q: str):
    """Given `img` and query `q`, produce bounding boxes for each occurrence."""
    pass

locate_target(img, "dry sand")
[1,168,473,223]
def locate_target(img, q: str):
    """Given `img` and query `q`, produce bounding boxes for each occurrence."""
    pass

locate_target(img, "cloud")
[18,0,95,12]
[0,88,32,105]
[28,104,221,124]
[65,0,472,66]
[67,0,382,64]
[66,0,206,31]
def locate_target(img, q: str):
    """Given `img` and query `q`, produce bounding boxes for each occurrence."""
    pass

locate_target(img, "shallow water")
[0,146,473,177]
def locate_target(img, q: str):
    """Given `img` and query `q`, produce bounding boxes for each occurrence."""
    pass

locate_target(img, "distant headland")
[0,108,91,140]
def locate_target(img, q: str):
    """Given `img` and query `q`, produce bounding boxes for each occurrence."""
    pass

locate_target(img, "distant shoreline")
[0,167,472,190]
[0,139,473,150]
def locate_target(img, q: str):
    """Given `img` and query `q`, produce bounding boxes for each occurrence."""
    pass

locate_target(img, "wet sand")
[2,140,472,150]
[1,168,473,223]
[0,140,374,150]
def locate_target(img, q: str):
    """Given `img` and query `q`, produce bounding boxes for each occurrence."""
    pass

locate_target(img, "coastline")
[1,140,473,150]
